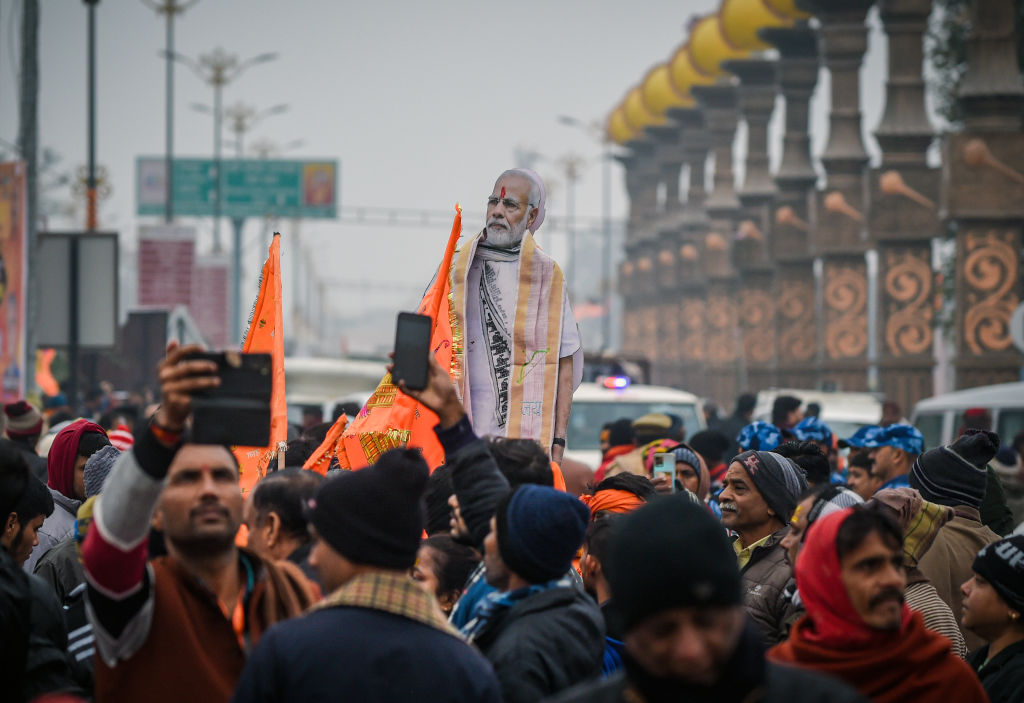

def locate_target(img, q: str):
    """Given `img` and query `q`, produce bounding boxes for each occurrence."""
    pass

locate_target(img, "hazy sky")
[0,0,902,354]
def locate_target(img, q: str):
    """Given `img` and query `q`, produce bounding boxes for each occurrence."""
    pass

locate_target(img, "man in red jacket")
[769,506,987,703]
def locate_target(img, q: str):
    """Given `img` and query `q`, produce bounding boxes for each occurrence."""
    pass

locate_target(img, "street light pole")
[166,13,174,222]
[220,101,287,345]
[558,114,615,350]
[170,48,278,252]
[601,141,612,351]
[144,0,198,223]
[85,0,97,232]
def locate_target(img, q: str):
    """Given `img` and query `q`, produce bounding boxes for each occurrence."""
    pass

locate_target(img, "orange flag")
[305,206,462,473]
[302,413,348,475]
[234,233,287,494]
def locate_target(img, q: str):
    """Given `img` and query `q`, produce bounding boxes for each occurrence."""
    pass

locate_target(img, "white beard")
[484,216,529,249]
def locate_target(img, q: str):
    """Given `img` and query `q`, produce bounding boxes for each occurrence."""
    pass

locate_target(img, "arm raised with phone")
[82,343,221,664]
[391,354,510,551]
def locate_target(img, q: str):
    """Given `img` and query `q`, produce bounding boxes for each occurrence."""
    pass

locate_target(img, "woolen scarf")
[769,508,988,703]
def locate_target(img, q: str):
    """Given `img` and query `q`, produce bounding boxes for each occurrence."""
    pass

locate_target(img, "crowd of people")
[3,349,1024,703]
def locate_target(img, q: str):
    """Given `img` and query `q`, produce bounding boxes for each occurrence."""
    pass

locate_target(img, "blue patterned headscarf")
[865,424,925,455]
[793,417,835,445]
[737,421,783,452]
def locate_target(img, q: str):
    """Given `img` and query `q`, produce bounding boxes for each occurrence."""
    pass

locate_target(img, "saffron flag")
[304,206,462,473]
[234,233,287,494]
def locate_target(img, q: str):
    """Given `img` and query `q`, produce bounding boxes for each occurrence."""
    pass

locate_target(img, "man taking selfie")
[82,344,318,703]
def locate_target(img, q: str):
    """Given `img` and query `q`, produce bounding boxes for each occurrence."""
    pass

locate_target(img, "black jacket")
[33,535,85,604]
[545,620,866,703]
[474,585,605,703]
[969,639,1024,703]
[439,417,511,549]
[231,605,501,703]
[24,572,81,701]
[1,546,31,699]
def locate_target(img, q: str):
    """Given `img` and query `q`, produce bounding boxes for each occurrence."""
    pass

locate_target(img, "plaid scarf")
[312,571,457,636]
[461,575,572,643]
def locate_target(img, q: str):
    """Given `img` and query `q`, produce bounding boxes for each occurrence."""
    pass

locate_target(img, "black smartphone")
[392,312,432,391]
[182,351,273,447]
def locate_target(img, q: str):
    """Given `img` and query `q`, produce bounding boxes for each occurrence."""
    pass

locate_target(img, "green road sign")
[137,157,338,219]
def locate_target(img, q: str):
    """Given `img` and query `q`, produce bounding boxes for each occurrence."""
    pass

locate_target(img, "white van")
[753,388,882,440]
[911,382,1024,449]
[285,357,386,425]
[564,381,705,469]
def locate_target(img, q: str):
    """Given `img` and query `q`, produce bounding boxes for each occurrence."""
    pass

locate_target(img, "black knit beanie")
[308,448,428,569]
[606,418,635,448]
[606,494,741,632]
[973,535,1024,615]
[495,485,590,584]
[910,430,997,508]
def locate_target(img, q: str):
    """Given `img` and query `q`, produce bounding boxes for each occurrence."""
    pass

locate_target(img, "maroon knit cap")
[5,400,43,437]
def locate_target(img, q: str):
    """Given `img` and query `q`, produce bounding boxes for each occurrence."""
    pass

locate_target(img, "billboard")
[136,157,339,219]
[0,163,26,401]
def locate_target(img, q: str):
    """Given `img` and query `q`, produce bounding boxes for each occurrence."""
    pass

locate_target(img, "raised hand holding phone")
[389,348,465,429]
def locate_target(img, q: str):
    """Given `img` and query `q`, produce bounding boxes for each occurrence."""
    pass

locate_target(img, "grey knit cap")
[733,450,808,521]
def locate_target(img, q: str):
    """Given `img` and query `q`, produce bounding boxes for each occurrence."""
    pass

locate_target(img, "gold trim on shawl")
[451,239,477,406]
[506,237,536,439]
[539,264,565,445]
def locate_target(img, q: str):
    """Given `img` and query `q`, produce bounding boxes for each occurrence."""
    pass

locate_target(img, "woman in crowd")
[411,535,479,615]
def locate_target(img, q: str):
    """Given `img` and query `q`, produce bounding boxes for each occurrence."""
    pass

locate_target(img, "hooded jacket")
[769,509,987,703]
[27,420,106,571]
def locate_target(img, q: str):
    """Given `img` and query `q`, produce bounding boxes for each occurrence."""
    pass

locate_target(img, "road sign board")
[136,157,338,219]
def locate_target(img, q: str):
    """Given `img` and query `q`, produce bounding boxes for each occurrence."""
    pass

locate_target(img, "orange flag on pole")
[304,206,462,473]
[235,233,287,494]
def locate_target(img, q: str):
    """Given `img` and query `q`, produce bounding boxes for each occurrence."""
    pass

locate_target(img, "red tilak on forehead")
[500,186,506,199]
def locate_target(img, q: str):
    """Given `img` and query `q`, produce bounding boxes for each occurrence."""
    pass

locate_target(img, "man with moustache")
[82,345,318,703]
[770,506,986,703]
[447,169,582,462]
[718,450,808,646]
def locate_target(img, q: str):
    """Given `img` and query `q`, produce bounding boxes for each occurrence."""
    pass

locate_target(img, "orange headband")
[580,489,646,516]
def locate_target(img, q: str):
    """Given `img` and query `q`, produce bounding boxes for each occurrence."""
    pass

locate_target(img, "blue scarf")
[461,575,572,642]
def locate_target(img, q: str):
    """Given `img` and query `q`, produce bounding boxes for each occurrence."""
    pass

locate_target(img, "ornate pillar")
[670,106,711,397]
[637,141,665,380]
[760,23,820,388]
[724,57,779,392]
[648,122,686,388]
[870,0,937,412]
[617,149,660,361]
[693,84,741,406]
[943,0,1024,388]
[800,0,874,392]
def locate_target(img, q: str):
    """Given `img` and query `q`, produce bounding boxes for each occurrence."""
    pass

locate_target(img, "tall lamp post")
[191,100,288,343]
[557,115,613,350]
[167,48,277,252]
[223,102,289,157]
[143,0,198,223]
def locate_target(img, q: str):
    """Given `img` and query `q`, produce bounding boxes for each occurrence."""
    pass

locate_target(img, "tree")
[926,0,1024,127]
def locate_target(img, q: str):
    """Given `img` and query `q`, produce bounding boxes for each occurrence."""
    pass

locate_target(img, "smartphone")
[182,351,273,447]
[652,452,676,493]
[393,312,432,391]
